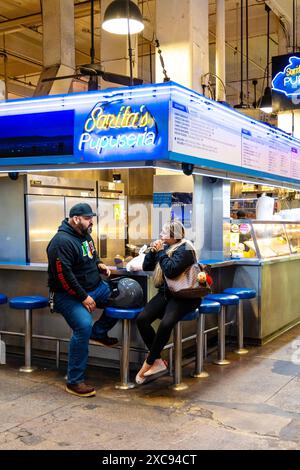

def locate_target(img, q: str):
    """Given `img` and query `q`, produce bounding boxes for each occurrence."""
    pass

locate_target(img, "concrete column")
[34,0,75,95]
[193,176,230,259]
[100,0,139,89]
[278,22,289,55]
[215,0,226,102]
[0,80,5,100]
[155,0,209,92]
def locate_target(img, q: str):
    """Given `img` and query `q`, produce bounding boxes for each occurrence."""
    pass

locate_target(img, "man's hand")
[98,263,111,277]
[82,295,96,313]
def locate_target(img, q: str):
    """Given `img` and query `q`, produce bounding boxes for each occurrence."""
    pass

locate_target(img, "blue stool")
[9,296,49,373]
[0,293,7,305]
[171,309,200,391]
[205,293,239,365]
[191,299,221,379]
[223,288,256,355]
[104,306,144,390]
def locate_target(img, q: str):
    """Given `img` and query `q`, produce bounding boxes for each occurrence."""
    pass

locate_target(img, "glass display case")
[230,220,300,259]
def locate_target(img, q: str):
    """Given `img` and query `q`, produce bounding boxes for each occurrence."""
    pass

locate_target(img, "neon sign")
[272,56,300,97]
[83,105,154,131]
[79,103,157,156]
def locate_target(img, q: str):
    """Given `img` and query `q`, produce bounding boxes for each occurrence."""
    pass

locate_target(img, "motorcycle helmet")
[108,277,144,309]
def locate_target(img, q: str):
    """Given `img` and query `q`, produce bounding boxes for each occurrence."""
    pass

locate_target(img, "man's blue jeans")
[54,282,118,384]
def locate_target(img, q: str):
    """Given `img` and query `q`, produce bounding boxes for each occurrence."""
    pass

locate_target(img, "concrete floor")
[1,325,300,450]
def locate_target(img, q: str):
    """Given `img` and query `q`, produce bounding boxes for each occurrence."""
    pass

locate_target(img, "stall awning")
[1,81,300,189]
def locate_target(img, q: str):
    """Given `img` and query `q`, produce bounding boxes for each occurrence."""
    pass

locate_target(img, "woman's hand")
[152,240,164,252]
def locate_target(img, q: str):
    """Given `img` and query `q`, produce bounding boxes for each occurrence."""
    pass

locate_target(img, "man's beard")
[79,224,93,235]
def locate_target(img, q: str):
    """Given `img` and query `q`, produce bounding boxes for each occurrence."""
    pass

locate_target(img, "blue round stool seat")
[181,310,200,321]
[105,306,144,320]
[9,296,49,310]
[223,288,256,300]
[205,293,239,306]
[199,299,221,314]
[0,293,7,305]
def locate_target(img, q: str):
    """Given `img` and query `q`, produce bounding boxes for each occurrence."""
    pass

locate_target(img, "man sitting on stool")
[47,203,118,398]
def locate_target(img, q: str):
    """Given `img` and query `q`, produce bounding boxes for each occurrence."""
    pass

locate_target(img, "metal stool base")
[169,383,189,391]
[235,348,248,355]
[115,382,136,390]
[19,366,36,373]
[214,359,230,366]
[191,371,209,379]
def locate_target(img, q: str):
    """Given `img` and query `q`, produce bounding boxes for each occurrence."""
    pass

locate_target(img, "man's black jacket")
[47,219,102,301]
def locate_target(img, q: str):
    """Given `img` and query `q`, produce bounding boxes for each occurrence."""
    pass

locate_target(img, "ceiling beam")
[6,79,35,98]
[266,0,292,25]
[0,1,92,35]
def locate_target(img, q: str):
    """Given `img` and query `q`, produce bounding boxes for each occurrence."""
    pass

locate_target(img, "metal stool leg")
[56,340,61,369]
[20,309,36,373]
[235,301,248,355]
[169,348,173,376]
[204,333,208,359]
[170,322,188,391]
[0,335,6,365]
[115,319,135,390]
[214,305,230,366]
[191,315,209,378]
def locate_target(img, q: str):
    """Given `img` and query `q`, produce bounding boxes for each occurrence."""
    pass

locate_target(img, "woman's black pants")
[136,292,200,365]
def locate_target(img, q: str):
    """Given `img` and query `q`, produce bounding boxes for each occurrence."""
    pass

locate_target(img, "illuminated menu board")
[169,93,300,185]
[169,101,241,167]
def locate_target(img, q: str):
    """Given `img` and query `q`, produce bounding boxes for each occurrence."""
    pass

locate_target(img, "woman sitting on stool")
[136,220,200,384]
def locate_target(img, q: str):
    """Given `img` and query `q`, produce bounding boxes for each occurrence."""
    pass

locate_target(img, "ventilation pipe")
[215,0,226,102]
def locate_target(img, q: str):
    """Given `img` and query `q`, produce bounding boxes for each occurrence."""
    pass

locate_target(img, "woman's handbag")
[164,263,212,299]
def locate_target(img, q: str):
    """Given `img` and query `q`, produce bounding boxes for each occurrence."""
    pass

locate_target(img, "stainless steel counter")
[0,262,154,275]
[0,262,48,271]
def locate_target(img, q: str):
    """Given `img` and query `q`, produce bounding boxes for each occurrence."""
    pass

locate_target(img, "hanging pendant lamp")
[260,4,272,113]
[102,0,144,35]
[260,86,272,113]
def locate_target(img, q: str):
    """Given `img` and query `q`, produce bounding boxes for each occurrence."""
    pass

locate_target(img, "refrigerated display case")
[230,220,300,259]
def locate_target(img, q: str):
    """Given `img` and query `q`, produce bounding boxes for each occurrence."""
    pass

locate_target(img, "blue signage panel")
[272,53,300,111]
[0,83,171,168]
[153,192,172,207]
[272,55,300,97]
[0,110,74,159]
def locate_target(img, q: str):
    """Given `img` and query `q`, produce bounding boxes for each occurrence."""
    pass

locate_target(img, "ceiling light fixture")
[102,0,144,35]
[102,0,144,87]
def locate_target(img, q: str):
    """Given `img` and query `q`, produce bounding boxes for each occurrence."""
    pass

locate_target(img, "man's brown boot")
[65,382,96,397]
